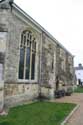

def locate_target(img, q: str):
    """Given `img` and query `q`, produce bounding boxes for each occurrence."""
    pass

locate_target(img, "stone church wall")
[0,8,41,107]
[40,33,57,98]
[0,2,74,108]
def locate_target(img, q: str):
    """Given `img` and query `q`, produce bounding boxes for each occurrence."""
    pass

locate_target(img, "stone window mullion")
[23,47,27,79]
[29,42,32,80]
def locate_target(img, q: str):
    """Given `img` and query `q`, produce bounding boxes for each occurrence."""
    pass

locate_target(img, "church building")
[0,0,74,111]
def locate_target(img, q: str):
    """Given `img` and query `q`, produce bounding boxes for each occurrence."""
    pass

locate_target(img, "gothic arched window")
[19,30,36,80]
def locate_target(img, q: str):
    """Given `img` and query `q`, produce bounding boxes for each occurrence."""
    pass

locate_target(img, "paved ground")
[55,93,83,125]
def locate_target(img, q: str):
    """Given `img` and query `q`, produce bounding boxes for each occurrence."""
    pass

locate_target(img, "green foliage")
[0,102,76,125]
[75,86,83,93]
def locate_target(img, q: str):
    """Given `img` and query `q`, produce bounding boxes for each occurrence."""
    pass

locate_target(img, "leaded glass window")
[19,30,36,80]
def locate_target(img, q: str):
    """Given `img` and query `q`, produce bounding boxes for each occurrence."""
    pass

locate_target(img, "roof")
[75,67,83,70]
[13,3,73,57]
[75,64,83,70]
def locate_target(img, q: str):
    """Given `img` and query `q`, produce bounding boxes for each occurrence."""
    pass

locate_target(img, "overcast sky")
[14,0,83,66]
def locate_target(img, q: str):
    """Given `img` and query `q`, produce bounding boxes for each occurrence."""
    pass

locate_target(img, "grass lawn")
[75,86,83,93]
[0,102,76,125]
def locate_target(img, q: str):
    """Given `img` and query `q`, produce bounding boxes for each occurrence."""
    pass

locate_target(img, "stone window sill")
[18,79,37,84]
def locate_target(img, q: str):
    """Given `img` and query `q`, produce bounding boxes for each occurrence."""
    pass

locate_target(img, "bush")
[66,87,73,96]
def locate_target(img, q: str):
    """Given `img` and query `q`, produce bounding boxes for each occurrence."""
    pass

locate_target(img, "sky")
[14,0,83,66]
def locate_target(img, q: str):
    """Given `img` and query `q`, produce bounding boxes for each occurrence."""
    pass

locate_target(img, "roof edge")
[13,3,73,56]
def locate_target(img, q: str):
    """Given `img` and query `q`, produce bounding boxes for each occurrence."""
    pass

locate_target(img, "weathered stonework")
[0,0,74,110]
[0,82,4,111]
[4,84,39,107]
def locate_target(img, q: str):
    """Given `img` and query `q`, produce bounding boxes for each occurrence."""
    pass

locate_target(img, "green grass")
[75,86,83,93]
[0,102,76,125]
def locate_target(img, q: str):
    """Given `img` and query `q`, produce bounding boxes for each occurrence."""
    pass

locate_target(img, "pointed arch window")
[19,30,36,80]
